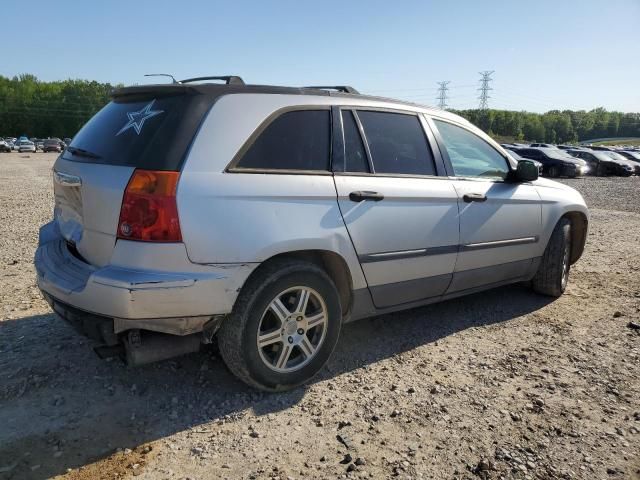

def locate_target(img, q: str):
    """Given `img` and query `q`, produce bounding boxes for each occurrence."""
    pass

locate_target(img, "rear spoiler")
[111,84,199,99]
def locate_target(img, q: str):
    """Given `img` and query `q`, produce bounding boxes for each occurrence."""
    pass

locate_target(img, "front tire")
[531,218,571,297]
[218,259,342,391]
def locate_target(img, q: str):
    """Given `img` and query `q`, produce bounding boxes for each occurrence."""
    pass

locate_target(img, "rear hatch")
[52,87,213,267]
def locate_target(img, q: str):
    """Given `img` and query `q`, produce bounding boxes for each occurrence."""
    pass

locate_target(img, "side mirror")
[512,160,539,182]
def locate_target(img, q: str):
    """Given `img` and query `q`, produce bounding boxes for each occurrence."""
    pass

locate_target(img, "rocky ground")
[0,153,638,480]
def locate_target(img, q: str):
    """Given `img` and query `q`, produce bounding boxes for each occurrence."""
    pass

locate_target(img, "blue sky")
[2,0,639,112]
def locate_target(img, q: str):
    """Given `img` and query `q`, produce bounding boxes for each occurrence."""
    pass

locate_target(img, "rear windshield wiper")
[66,146,101,159]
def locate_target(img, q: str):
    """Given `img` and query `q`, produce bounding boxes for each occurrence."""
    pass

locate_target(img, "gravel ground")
[0,153,639,480]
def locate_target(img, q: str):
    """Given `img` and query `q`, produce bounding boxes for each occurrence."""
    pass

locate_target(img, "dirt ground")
[0,152,638,480]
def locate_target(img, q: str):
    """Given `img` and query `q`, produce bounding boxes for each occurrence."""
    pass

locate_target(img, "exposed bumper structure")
[35,221,256,337]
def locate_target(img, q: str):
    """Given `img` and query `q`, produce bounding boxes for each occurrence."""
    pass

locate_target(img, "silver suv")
[35,77,589,391]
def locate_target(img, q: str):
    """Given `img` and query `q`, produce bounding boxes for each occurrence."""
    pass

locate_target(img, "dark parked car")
[517,147,589,178]
[43,138,63,153]
[617,150,640,164]
[569,150,635,176]
[603,151,640,175]
[0,138,12,152]
[504,148,543,175]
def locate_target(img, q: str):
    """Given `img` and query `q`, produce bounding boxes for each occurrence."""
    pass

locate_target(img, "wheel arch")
[237,249,355,318]
[562,211,588,264]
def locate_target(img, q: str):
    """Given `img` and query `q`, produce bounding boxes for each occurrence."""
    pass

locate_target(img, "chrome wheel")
[257,286,328,373]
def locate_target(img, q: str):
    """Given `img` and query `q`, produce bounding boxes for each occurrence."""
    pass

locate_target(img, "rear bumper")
[35,221,257,334]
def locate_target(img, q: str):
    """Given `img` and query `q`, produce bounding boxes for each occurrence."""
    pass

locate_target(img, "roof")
[111,82,448,117]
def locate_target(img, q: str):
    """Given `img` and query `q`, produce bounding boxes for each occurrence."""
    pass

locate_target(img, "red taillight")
[117,169,182,242]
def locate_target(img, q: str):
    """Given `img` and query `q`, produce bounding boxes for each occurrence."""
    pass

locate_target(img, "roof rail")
[179,76,245,85]
[304,85,360,94]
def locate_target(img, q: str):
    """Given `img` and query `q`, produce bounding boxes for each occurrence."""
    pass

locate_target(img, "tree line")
[0,74,117,138]
[452,108,640,143]
[1,74,639,143]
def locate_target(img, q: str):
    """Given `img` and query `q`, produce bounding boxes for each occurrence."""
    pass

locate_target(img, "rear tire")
[531,218,571,297]
[218,259,342,391]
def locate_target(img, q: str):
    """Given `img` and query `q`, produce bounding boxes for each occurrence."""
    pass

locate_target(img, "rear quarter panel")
[177,94,372,290]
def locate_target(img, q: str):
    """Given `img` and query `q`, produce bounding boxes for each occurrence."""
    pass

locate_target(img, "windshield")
[605,152,628,162]
[543,149,576,160]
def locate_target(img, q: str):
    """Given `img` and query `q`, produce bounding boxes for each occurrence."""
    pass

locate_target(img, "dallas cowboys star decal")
[116,99,164,136]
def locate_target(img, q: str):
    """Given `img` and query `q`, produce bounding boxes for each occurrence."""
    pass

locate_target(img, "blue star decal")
[116,99,164,136]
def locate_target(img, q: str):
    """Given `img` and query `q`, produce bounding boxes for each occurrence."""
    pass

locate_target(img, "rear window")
[235,110,330,171]
[64,94,212,171]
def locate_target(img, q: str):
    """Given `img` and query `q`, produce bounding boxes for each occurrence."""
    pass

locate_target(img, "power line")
[478,71,494,110]
[436,81,451,110]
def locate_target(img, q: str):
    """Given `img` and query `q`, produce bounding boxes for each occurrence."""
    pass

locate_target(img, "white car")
[35,77,589,391]
[17,140,36,153]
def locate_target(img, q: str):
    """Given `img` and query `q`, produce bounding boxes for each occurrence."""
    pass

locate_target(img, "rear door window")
[236,110,330,171]
[357,111,436,176]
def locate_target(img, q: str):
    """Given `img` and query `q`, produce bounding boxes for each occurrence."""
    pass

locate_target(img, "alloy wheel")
[256,286,328,373]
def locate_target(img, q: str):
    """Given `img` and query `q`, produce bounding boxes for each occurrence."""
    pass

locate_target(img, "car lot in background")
[515,147,588,177]
[570,149,635,176]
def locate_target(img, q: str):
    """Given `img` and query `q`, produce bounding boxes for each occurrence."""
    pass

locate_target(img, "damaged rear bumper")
[35,221,257,337]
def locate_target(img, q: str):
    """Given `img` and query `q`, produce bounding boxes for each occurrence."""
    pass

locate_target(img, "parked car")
[517,147,589,177]
[34,78,589,391]
[504,148,543,174]
[17,140,36,153]
[569,149,635,176]
[36,140,44,151]
[617,150,640,164]
[603,151,640,175]
[529,143,557,148]
[43,138,63,153]
[0,138,12,152]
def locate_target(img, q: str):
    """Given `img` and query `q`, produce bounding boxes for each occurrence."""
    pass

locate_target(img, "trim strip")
[461,236,538,251]
[359,237,538,264]
[359,244,458,263]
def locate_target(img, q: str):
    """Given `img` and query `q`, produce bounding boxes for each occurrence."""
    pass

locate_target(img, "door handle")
[462,193,487,203]
[349,191,385,202]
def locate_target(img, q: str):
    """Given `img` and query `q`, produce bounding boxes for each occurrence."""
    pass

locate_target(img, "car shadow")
[0,283,553,479]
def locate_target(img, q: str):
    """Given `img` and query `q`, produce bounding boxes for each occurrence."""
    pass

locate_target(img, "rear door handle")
[349,191,384,202]
[462,193,487,203]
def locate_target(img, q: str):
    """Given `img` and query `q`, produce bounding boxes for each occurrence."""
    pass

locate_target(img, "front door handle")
[462,193,487,203]
[349,191,385,202]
